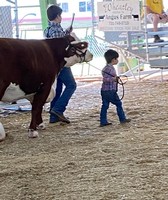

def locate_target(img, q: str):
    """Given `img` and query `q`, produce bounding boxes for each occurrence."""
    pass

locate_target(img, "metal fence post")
[39,0,57,31]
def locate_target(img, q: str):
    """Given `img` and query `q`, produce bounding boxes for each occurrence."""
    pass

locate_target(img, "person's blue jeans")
[100,90,126,125]
[50,67,76,122]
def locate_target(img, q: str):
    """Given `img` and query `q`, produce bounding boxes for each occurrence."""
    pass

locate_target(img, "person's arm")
[103,76,118,82]
[146,2,165,16]
[146,5,165,19]
[65,25,73,34]
[160,9,167,19]
[102,67,118,82]
[146,5,154,15]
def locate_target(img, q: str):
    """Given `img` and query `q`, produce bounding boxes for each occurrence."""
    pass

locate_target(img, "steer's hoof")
[0,122,6,142]
[37,123,46,130]
[28,129,39,138]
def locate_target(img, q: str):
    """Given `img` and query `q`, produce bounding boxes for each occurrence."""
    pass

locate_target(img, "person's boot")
[154,35,164,43]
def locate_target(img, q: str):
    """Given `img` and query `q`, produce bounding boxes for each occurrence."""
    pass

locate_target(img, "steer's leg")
[36,108,46,130]
[0,81,10,141]
[28,101,42,138]
[28,84,52,138]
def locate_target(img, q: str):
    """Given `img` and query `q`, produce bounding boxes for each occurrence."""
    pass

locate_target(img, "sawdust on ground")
[0,77,168,200]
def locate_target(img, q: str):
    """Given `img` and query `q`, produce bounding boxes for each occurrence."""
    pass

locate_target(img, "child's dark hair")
[104,49,119,64]
[47,5,62,21]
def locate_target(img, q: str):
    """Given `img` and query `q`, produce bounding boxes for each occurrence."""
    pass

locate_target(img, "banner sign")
[97,0,141,31]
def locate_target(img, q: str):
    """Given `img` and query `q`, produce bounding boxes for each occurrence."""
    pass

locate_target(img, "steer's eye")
[71,47,76,53]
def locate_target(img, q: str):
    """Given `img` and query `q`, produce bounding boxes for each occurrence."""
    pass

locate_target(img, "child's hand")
[66,26,73,34]
[114,76,119,82]
[160,12,167,19]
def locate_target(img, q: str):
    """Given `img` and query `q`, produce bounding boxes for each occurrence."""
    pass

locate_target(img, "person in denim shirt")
[44,5,76,123]
[100,49,131,127]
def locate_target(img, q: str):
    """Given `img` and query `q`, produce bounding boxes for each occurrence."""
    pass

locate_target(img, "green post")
[39,0,57,30]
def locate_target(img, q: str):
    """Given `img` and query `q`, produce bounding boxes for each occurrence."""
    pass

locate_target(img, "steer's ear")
[65,35,75,43]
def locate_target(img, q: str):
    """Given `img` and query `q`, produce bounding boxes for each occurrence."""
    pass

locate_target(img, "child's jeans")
[50,67,76,118]
[100,90,126,125]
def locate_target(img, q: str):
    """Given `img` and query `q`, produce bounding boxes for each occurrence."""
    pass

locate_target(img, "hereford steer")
[0,34,93,140]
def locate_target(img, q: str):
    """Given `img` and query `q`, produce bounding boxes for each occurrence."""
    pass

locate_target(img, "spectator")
[146,0,168,43]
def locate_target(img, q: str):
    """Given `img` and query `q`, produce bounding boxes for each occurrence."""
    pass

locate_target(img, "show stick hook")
[70,13,75,28]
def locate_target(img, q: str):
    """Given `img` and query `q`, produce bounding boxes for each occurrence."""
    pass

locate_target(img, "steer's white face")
[65,32,93,66]
[65,48,93,66]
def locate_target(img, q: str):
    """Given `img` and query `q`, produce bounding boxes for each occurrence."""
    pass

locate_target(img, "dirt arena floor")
[0,76,168,200]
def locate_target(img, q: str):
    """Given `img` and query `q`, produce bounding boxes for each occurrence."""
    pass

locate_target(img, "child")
[100,49,131,127]
[44,5,76,124]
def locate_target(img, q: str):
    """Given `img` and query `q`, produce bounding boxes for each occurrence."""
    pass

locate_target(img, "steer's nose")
[86,52,93,62]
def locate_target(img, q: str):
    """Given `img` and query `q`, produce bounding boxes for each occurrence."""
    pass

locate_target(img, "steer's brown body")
[0,35,90,138]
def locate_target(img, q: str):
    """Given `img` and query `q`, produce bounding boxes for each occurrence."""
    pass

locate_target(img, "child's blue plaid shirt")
[43,21,69,38]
